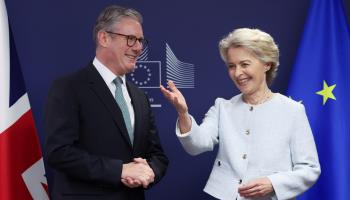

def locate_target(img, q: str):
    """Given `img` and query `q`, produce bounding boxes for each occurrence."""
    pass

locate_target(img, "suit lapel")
[85,64,133,148]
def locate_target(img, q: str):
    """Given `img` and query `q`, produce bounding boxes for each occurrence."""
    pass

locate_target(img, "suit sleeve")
[44,78,123,188]
[268,104,321,199]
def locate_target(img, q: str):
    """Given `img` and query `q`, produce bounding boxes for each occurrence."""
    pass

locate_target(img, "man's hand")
[121,158,155,188]
[121,177,142,188]
[238,177,274,199]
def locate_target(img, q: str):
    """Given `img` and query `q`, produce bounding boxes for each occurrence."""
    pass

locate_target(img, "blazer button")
[245,129,250,135]
[242,154,247,159]
[239,179,242,184]
[218,161,221,166]
[249,106,254,111]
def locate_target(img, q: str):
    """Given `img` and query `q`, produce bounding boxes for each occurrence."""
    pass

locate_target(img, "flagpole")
[0,0,10,133]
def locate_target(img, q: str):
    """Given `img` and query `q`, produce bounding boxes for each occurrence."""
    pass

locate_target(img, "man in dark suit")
[44,5,168,200]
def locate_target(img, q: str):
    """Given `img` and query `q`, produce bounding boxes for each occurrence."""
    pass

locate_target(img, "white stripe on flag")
[0,0,10,132]
[0,93,31,133]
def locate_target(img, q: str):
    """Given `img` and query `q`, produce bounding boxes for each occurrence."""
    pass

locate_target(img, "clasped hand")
[238,177,274,198]
[121,158,155,188]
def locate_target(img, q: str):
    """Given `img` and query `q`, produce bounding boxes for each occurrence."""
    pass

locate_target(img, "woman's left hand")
[238,177,274,198]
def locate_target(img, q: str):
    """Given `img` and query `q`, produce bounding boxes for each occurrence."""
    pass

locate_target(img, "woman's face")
[226,47,270,96]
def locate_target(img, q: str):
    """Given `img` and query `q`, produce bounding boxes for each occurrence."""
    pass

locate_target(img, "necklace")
[243,89,273,105]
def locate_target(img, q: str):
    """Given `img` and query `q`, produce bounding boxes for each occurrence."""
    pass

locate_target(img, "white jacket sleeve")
[175,98,222,156]
[268,104,321,200]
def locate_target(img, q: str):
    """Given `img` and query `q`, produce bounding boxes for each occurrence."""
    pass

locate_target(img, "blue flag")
[287,0,350,199]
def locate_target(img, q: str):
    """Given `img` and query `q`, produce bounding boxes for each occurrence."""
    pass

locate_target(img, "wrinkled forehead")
[113,17,143,36]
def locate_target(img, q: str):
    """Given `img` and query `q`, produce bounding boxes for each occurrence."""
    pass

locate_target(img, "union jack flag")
[0,1,49,199]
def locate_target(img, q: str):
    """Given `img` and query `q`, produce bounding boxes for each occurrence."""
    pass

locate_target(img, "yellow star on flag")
[316,80,336,105]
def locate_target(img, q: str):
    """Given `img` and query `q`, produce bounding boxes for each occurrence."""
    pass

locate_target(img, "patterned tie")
[113,77,133,144]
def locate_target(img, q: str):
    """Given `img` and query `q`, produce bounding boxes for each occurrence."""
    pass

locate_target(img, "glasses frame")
[105,31,148,48]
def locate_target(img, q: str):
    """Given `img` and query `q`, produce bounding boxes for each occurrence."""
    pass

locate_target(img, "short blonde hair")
[219,28,279,85]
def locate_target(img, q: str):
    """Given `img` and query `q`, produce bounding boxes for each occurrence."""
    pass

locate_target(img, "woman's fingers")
[160,84,174,100]
[160,81,188,114]
[167,80,179,92]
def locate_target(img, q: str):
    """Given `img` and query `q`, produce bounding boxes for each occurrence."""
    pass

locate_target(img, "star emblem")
[316,80,336,105]
[130,64,152,86]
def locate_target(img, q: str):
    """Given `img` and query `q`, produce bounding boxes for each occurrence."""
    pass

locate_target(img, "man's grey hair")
[93,5,143,45]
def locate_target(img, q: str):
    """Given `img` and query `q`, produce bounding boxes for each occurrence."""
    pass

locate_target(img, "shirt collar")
[93,57,126,85]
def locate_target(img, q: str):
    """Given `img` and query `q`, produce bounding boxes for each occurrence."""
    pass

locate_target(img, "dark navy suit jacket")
[45,63,168,200]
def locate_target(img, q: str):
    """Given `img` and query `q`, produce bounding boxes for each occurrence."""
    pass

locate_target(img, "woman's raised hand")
[160,80,188,115]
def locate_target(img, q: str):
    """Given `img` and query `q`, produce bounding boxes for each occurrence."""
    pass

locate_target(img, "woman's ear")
[265,63,272,72]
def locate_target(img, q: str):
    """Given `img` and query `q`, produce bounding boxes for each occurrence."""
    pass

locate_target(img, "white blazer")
[176,93,320,200]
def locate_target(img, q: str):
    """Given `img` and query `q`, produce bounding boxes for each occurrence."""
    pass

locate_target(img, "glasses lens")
[125,35,148,48]
[127,36,137,47]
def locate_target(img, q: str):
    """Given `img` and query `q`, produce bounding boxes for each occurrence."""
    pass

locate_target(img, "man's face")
[105,17,143,75]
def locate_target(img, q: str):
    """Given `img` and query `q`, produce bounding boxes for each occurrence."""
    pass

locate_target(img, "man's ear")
[97,31,109,48]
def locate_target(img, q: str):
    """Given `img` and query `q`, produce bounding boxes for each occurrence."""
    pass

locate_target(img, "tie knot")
[113,77,123,86]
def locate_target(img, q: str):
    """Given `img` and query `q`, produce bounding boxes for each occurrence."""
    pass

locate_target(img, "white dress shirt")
[93,57,135,131]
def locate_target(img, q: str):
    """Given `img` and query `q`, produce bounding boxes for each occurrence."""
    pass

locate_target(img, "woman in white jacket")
[160,28,320,200]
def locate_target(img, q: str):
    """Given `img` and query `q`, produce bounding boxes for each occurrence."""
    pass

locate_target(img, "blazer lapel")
[85,64,132,148]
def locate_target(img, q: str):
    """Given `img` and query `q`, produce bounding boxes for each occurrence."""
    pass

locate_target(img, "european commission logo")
[127,43,195,107]
[130,61,161,88]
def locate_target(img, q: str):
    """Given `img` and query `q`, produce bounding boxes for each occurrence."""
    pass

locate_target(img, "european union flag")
[127,61,161,88]
[287,0,350,199]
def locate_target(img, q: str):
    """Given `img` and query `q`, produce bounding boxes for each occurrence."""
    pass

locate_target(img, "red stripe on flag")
[0,110,44,200]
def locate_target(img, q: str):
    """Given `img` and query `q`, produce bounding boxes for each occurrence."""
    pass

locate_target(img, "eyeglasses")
[105,31,148,48]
